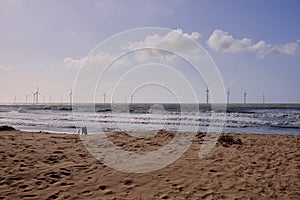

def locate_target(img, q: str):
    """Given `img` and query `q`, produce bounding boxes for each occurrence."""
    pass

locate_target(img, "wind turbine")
[34,87,39,103]
[205,87,209,104]
[35,87,39,103]
[262,94,265,104]
[34,87,43,104]
[130,94,134,104]
[25,94,28,104]
[227,89,230,104]
[69,90,73,105]
[243,92,247,104]
[33,92,36,103]
[103,91,106,104]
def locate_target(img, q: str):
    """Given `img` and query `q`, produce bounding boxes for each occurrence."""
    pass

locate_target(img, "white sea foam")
[0,104,299,135]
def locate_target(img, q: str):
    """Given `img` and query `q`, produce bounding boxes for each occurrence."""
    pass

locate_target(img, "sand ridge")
[0,130,299,199]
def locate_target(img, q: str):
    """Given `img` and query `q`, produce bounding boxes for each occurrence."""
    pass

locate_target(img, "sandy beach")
[0,129,299,199]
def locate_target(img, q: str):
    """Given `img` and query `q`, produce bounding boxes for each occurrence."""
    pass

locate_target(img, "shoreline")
[0,130,299,199]
[7,127,300,136]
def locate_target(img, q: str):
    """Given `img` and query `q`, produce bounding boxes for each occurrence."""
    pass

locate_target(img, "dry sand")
[0,130,299,199]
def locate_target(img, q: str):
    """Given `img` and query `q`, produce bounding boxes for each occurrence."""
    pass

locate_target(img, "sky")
[0,0,299,103]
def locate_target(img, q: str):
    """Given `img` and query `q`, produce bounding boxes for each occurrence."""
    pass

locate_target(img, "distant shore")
[0,129,299,199]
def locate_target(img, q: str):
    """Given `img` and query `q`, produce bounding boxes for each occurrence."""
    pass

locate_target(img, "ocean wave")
[270,124,300,129]
[1,103,300,135]
[97,108,112,112]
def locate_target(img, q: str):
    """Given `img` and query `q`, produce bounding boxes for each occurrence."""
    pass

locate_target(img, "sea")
[0,103,299,135]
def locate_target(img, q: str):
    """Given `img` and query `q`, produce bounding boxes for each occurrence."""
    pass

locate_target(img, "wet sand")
[0,130,299,199]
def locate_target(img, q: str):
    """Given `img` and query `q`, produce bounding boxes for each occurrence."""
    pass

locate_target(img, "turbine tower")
[69,90,73,105]
[35,87,39,103]
[262,94,265,104]
[103,91,106,104]
[130,94,134,104]
[243,92,247,104]
[227,89,230,104]
[25,94,28,104]
[205,87,209,104]
[33,92,36,103]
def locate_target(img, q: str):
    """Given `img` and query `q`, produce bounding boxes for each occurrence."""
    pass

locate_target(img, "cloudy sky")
[0,0,299,103]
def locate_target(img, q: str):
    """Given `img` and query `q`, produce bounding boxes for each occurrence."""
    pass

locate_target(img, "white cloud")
[64,57,84,69]
[0,66,12,71]
[206,30,252,53]
[127,29,201,50]
[64,29,203,68]
[125,29,202,62]
[64,52,129,69]
[268,42,298,56]
[65,29,299,68]
[207,29,299,57]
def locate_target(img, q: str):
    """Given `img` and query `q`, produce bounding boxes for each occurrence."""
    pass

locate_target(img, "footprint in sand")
[77,190,93,196]
[98,185,114,195]
[98,185,107,190]
[59,168,71,176]
[18,184,28,189]
[43,156,59,164]
[123,179,133,186]
[47,190,64,200]
[52,150,63,154]
[20,194,37,199]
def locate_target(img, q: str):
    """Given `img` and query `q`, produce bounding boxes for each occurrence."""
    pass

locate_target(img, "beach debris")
[0,125,16,131]
[218,134,242,147]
